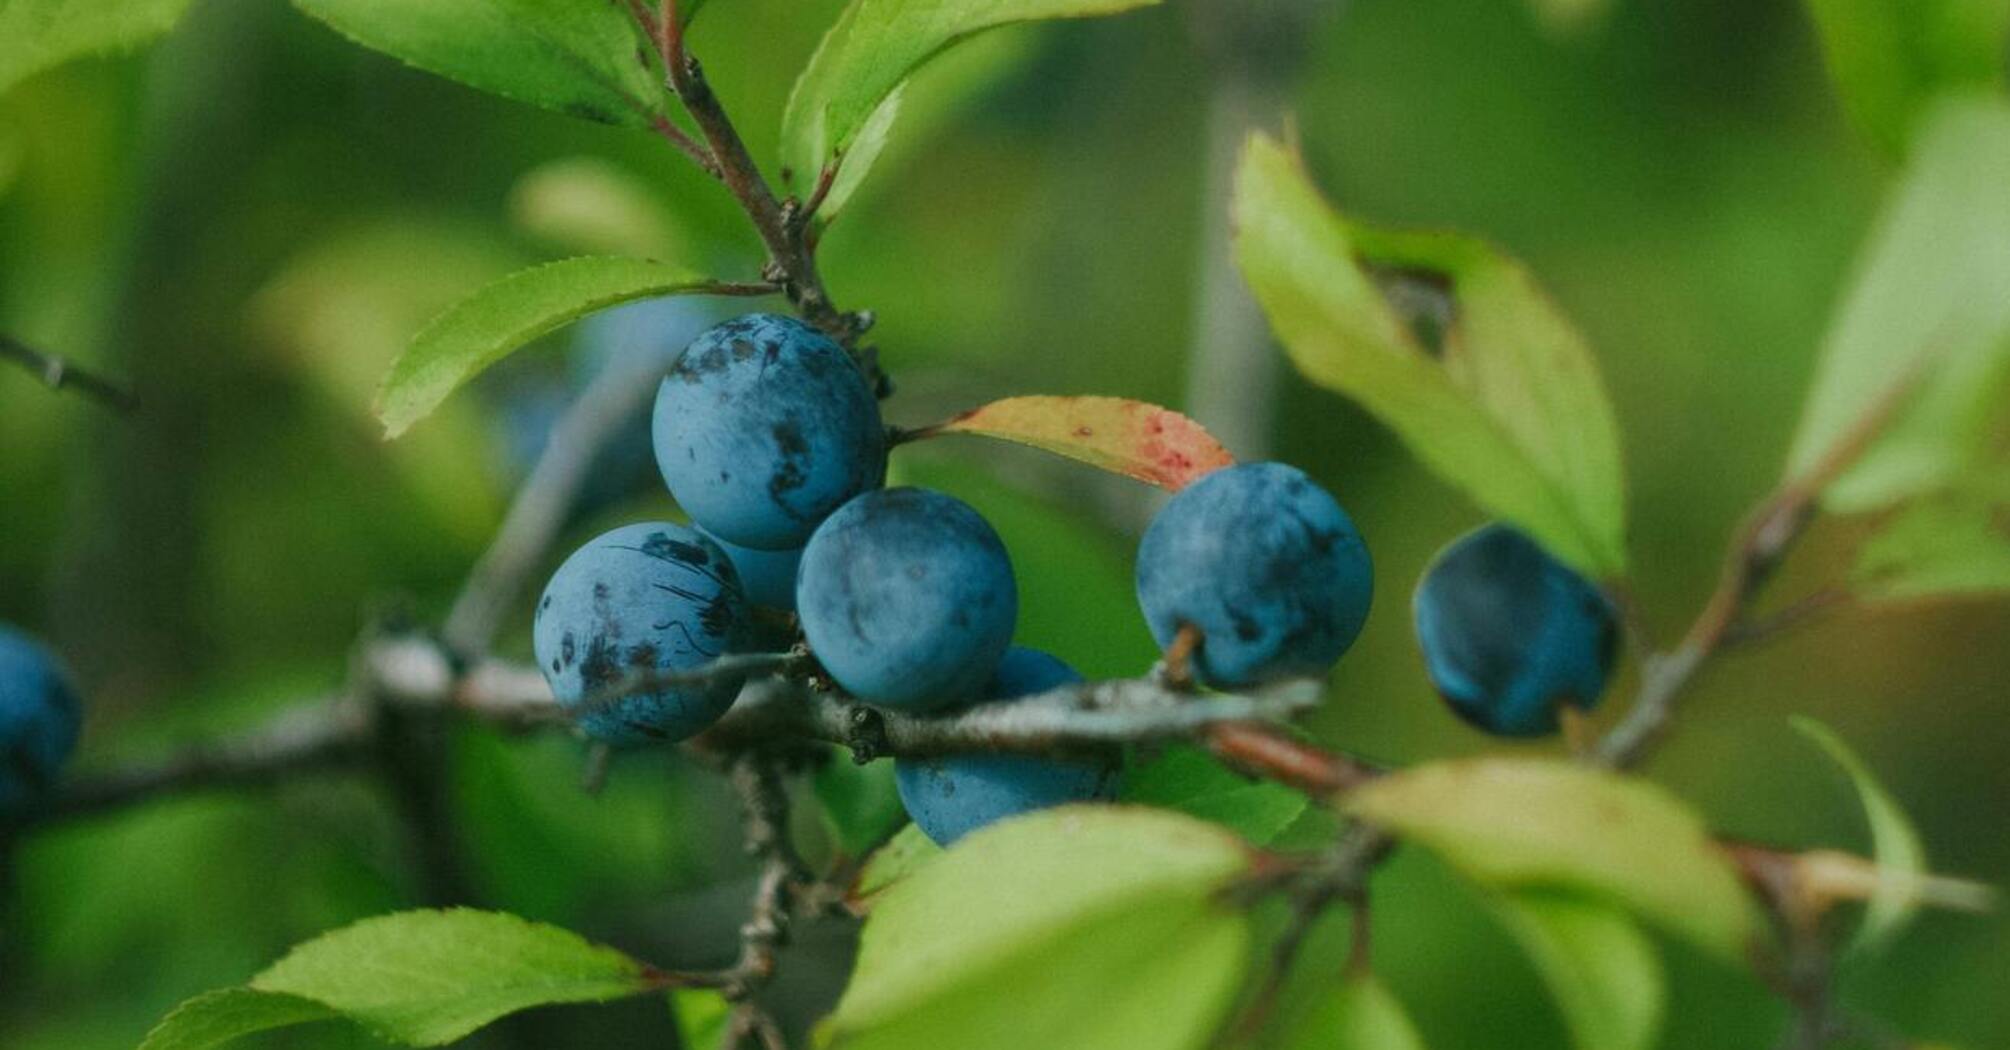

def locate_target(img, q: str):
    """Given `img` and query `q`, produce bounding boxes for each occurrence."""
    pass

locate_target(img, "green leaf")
[917,395,1237,491]
[137,989,337,1050]
[508,156,694,260]
[823,806,1254,1050]
[850,822,944,907]
[1232,134,1627,578]
[247,909,665,1045]
[672,989,731,1050]
[1786,96,2010,510]
[1790,717,1928,953]
[375,256,734,438]
[0,0,194,97]
[1852,463,2010,600]
[1262,972,1427,1050]
[290,0,670,127]
[1488,891,1663,1050]
[1121,745,1309,846]
[1803,0,2010,155]
[815,754,908,860]
[1344,758,1760,963]
[781,0,1162,197]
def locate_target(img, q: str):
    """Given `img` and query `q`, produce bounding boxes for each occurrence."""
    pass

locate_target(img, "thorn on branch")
[0,334,138,413]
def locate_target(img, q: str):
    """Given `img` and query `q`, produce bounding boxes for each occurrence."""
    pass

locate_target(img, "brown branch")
[0,334,138,412]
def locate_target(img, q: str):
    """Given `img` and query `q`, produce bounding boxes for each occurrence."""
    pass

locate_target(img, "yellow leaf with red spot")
[917,396,1235,490]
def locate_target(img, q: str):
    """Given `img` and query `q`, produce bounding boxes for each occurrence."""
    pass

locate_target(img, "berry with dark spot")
[796,488,1016,711]
[653,313,885,549]
[698,526,802,612]
[1135,462,1372,687]
[895,648,1118,846]
[1413,523,1618,737]
[0,625,82,817]
[533,523,751,745]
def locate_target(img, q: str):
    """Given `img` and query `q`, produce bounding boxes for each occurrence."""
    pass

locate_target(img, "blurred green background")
[2,0,2005,1047]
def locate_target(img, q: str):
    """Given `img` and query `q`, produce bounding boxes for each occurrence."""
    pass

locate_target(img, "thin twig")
[0,334,138,412]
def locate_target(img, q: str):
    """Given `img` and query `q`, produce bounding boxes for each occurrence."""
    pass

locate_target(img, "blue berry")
[797,488,1016,711]
[1412,523,1618,737]
[653,313,885,549]
[698,526,802,612]
[1135,462,1372,687]
[895,648,1117,846]
[0,626,82,816]
[533,523,751,745]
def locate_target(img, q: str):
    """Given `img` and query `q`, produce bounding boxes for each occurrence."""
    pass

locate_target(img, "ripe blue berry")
[796,488,1016,711]
[533,523,751,745]
[1135,462,1373,687]
[895,647,1117,846]
[1412,523,1618,737]
[653,313,885,550]
[0,626,82,816]
[698,526,802,612]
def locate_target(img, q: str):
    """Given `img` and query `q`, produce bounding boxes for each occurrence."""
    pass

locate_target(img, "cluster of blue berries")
[533,309,1621,847]
[0,625,82,820]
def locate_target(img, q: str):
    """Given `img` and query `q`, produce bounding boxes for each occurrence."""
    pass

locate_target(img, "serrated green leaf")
[1787,96,2010,510]
[375,256,735,438]
[1121,745,1309,845]
[1232,134,1627,578]
[247,909,663,1045]
[0,0,194,97]
[1803,0,2010,155]
[1262,971,1427,1050]
[815,754,907,859]
[824,806,1254,1050]
[1852,462,2010,600]
[1345,758,1760,963]
[291,0,670,127]
[137,988,337,1050]
[1791,717,1928,953]
[1488,891,1663,1050]
[780,0,1161,199]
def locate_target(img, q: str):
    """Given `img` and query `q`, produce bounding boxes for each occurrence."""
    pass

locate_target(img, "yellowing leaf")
[1345,758,1760,963]
[1232,135,1626,578]
[914,395,1236,490]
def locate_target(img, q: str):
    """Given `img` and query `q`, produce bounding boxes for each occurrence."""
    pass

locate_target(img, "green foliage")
[0,0,193,97]
[1852,465,2010,600]
[672,989,732,1050]
[780,0,1162,198]
[1791,717,1928,954]
[1258,972,1428,1050]
[1786,96,2010,514]
[1803,0,2010,155]
[1344,758,1760,963]
[508,156,695,260]
[814,753,909,859]
[1121,745,1310,846]
[374,256,730,438]
[290,0,670,127]
[143,909,667,1049]
[138,989,337,1050]
[1232,134,1628,579]
[1486,891,1662,1050]
[851,822,944,905]
[821,807,1253,1050]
